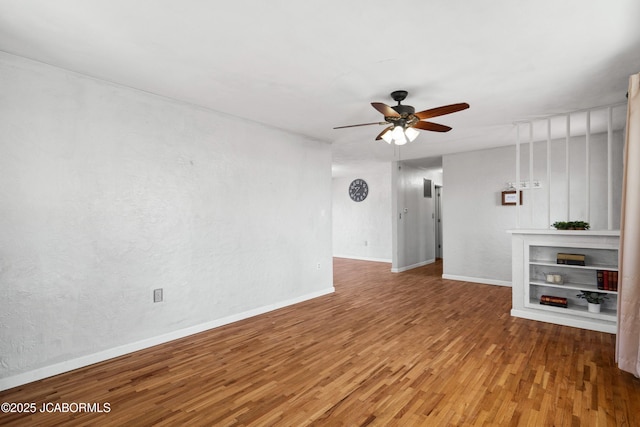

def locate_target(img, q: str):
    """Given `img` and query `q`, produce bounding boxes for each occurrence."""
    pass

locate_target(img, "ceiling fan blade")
[371,102,401,118]
[413,121,452,132]
[414,103,469,120]
[333,122,387,129]
[375,126,393,140]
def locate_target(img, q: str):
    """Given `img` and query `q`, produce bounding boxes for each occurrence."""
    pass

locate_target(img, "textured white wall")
[442,147,517,284]
[0,53,333,387]
[332,163,392,262]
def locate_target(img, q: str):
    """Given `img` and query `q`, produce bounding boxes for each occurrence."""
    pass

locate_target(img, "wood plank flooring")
[1,258,639,426]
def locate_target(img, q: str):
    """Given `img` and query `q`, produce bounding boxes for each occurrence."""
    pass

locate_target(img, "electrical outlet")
[153,288,163,303]
[317,263,321,269]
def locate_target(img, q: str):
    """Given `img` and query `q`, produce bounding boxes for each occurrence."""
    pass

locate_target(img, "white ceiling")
[1,1,638,176]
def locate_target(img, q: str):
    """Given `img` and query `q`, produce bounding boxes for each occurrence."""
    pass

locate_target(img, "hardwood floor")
[1,258,639,426]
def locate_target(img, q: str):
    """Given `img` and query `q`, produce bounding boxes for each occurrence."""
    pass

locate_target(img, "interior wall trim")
[0,287,335,392]
[333,255,392,264]
[391,259,435,273]
[442,274,512,287]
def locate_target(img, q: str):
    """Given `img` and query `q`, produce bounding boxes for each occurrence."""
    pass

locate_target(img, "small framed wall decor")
[501,190,523,206]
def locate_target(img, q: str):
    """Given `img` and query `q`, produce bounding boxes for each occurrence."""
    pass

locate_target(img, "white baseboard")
[333,255,392,263]
[391,259,435,273]
[0,287,335,392]
[442,274,512,287]
[510,309,616,334]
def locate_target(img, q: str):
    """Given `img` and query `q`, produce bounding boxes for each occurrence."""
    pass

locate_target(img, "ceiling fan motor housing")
[390,90,414,119]
[391,104,415,117]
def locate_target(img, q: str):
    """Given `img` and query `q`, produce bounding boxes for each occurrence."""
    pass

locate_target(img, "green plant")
[576,291,608,304]
[552,221,590,230]
[569,221,590,230]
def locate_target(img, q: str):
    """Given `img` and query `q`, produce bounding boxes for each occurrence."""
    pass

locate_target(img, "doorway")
[435,185,443,259]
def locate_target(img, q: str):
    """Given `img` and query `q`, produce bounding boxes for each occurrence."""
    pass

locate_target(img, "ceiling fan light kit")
[334,90,469,146]
[404,126,420,141]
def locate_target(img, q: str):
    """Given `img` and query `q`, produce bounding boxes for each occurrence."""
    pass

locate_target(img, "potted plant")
[576,291,608,313]
[568,221,590,230]
[552,221,590,230]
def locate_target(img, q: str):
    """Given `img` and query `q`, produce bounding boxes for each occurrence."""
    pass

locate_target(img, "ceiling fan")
[334,90,469,145]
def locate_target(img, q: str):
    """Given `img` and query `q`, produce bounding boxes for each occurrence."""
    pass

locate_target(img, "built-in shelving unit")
[509,229,620,333]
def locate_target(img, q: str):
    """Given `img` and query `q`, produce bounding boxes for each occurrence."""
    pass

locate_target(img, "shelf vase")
[588,302,601,313]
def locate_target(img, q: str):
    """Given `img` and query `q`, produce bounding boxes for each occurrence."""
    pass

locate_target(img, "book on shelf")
[540,301,568,308]
[556,253,586,266]
[596,270,618,291]
[540,295,568,308]
[597,270,606,290]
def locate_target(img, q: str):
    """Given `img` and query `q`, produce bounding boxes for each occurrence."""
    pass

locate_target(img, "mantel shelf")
[508,229,620,237]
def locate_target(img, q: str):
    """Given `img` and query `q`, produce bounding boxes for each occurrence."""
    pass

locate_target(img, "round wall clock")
[348,179,369,202]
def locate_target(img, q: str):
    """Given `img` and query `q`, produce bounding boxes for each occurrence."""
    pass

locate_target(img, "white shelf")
[509,231,619,333]
[529,261,618,271]
[508,229,620,236]
[525,298,617,322]
[529,280,618,294]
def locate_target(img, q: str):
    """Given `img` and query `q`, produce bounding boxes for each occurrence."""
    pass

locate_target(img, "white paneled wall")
[513,104,626,230]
